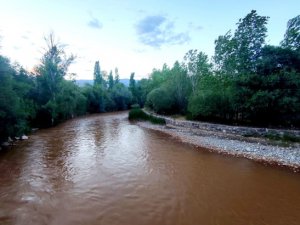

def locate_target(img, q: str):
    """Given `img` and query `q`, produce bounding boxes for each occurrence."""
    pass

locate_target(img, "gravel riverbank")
[137,121,300,172]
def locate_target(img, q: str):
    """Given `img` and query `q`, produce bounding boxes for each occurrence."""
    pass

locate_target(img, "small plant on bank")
[128,108,165,125]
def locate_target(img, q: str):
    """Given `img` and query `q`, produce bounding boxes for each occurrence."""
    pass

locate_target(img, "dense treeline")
[141,11,300,128]
[0,33,139,142]
[1,11,300,142]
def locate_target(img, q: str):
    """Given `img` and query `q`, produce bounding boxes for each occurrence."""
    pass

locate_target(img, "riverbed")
[0,112,300,225]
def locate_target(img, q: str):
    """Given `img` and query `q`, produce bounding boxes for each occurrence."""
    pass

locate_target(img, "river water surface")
[1,112,300,225]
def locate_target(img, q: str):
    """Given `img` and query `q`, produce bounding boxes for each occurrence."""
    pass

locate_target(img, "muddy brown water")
[0,112,300,225]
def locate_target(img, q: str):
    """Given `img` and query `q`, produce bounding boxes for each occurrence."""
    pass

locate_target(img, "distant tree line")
[0,33,140,142]
[141,11,300,128]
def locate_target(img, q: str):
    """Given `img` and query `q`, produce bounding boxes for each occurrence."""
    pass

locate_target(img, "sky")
[0,0,299,80]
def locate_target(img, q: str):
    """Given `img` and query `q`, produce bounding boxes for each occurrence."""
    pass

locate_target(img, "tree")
[129,72,136,92]
[111,83,132,110]
[55,80,87,120]
[233,10,269,74]
[35,32,75,125]
[188,73,235,121]
[146,87,175,114]
[213,31,237,75]
[129,72,137,104]
[184,50,212,93]
[114,67,120,84]
[93,61,103,86]
[135,78,150,107]
[237,45,300,126]
[281,15,300,51]
[257,45,300,75]
[184,49,198,93]
[0,56,37,140]
[213,10,269,76]
[168,61,191,113]
[108,70,114,90]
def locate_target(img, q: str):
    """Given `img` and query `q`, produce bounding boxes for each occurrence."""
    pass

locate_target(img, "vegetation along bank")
[1,11,300,153]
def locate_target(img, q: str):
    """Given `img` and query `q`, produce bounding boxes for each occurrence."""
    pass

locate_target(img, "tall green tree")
[169,61,191,113]
[129,72,137,103]
[281,15,300,51]
[93,61,103,86]
[213,31,237,76]
[214,10,269,76]
[184,49,198,93]
[184,50,212,93]
[114,67,120,84]
[108,70,114,90]
[35,33,75,125]
[233,10,269,74]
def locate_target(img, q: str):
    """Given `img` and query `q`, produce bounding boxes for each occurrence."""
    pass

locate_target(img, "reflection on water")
[0,112,300,225]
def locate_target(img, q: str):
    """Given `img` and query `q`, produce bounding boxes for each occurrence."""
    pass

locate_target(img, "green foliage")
[144,60,192,114]
[214,10,269,75]
[0,56,36,140]
[108,70,114,90]
[129,72,137,103]
[264,132,300,143]
[142,10,300,128]
[1,10,300,143]
[188,74,235,121]
[184,50,212,93]
[93,61,103,86]
[55,80,87,120]
[34,33,75,125]
[168,61,191,113]
[114,67,120,84]
[234,10,269,74]
[213,31,237,75]
[146,87,175,114]
[281,15,300,51]
[128,108,149,120]
[128,108,165,125]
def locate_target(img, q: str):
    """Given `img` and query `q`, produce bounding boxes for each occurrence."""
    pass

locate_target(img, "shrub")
[128,108,165,125]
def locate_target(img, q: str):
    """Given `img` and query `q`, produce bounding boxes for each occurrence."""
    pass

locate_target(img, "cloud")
[133,48,146,54]
[188,22,203,31]
[135,15,190,48]
[87,17,103,29]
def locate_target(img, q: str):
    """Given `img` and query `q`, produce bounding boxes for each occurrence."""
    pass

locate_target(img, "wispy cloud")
[135,15,190,48]
[188,22,203,31]
[87,17,103,29]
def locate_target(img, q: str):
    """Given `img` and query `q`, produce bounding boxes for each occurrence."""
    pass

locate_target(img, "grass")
[128,108,166,125]
[243,131,300,146]
[264,132,300,143]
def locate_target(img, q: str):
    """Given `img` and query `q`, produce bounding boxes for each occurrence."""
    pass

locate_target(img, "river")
[0,112,300,225]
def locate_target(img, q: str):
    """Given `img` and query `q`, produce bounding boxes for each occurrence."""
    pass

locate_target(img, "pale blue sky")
[0,0,299,79]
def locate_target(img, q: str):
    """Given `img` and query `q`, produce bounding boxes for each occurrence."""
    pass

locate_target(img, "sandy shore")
[137,121,300,172]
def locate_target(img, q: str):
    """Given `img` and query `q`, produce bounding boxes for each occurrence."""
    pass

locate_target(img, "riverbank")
[137,113,300,172]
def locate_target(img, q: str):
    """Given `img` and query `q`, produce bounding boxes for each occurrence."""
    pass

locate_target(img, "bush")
[128,108,165,125]
[146,88,174,114]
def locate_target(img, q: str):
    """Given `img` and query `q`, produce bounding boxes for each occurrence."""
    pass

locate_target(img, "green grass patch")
[128,108,166,125]
[263,132,300,143]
